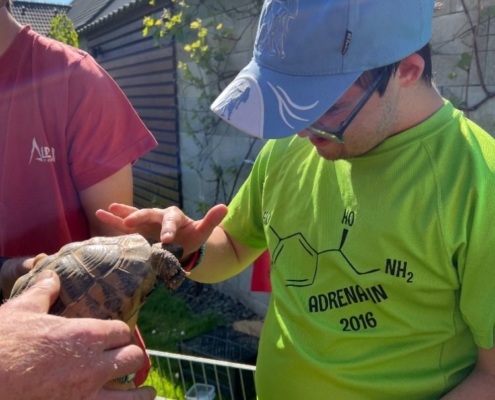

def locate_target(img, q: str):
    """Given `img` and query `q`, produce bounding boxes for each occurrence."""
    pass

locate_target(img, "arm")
[68,56,156,237]
[186,223,264,283]
[440,345,495,400]
[79,164,133,237]
[0,270,156,400]
[1,165,133,296]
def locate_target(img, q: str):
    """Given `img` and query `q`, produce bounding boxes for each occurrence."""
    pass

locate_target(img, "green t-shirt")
[222,101,495,399]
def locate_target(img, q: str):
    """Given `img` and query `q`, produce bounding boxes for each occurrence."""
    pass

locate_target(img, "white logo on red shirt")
[29,138,56,164]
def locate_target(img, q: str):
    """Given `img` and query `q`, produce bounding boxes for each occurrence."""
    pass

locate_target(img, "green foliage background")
[48,13,79,47]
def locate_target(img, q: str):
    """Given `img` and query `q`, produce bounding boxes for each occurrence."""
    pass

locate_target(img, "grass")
[137,284,225,352]
[137,285,258,400]
[144,367,186,399]
[137,284,225,398]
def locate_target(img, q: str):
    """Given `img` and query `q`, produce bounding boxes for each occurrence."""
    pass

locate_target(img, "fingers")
[105,203,168,229]
[96,204,164,240]
[98,203,229,255]
[124,207,167,228]
[197,204,229,237]
[160,204,228,247]
[95,209,134,234]
[100,344,146,382]
[99,386,156,400]
[57,318,146,392]
[95,203,140,233]
[76,320,147,387]
[31,253,48,267]
[160,206,189,241]
[95,319,133,350]
[8,270,60,313]
[107,203,139,218]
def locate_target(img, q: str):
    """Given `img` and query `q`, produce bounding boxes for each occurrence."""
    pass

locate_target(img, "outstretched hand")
[0,270,156,400]
[95,204,160,239]
[96,203,228,258]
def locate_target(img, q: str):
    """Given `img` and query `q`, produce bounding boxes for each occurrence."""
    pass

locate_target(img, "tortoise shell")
[10,234,186,323]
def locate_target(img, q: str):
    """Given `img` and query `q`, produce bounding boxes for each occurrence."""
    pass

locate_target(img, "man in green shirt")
[98,0,495,398]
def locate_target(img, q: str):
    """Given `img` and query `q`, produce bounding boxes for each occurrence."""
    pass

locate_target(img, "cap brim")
[211,59,360,139]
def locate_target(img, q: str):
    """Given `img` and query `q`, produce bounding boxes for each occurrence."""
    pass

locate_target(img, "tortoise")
[10,233,187,323]
[9,233,187,390]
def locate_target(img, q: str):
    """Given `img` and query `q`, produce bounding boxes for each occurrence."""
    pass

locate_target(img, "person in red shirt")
[0,1,157,398]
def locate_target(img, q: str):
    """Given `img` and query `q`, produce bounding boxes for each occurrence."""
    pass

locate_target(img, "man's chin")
[314,145,346,161]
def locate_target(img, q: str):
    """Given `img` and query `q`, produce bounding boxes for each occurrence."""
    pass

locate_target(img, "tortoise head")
[149,242,187,291]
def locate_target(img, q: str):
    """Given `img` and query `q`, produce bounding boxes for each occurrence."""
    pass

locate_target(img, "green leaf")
[47,14,78,47]
[456,52,472,71]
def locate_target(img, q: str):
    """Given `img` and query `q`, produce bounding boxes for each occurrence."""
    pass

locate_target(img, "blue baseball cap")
[211,0,435,139]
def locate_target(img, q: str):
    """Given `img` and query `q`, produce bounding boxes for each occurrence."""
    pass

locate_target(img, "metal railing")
[147,349,257,400]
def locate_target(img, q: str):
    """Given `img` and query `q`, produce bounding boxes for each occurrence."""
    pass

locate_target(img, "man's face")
[298,74,401,160]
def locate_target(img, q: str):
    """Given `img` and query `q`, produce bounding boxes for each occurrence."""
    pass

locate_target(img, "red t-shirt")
[0,27,157,384]
[0,26,157,256]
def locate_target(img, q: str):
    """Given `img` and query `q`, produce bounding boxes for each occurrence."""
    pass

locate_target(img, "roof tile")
[67,0,114,29]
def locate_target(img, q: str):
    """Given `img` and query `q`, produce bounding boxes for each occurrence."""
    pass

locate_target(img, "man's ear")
[397,53,425,88]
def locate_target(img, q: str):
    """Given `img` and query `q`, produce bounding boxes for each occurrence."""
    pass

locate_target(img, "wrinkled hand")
[0,255,43,299]
[0,270,156,400]
[96,203,228,258]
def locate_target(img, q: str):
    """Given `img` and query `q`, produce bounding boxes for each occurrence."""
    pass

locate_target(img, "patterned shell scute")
[10,234,186,323]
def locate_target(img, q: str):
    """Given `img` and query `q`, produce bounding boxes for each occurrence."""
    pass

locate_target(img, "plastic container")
[185,383,216,400]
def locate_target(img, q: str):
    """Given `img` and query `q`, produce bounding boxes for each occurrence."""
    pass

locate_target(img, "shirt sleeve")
[456,177,495,349]
[451,129,495,349]
[66,54,157,191]
[222,140,275,250]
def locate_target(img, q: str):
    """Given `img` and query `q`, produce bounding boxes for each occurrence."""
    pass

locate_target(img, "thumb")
[32,253,48,267]
[9,270,60,313]
[196,204,228,240]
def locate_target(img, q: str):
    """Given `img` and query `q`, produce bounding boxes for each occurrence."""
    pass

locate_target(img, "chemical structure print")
[270,226,380,288]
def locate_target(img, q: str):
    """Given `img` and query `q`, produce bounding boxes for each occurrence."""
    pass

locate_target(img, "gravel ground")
[174,279,262,324]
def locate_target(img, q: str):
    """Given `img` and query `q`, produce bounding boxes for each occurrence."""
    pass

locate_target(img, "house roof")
[12,1,71,36]
[67,0,113,30]
[67,0,142,32]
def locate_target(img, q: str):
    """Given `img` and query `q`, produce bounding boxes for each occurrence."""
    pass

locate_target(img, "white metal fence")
[147,349,257,400]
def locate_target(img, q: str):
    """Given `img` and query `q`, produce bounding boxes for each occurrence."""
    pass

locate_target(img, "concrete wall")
[178,0,262,219]
[432,0,495,134]
[177,0,495,317]
[175,0,269,315]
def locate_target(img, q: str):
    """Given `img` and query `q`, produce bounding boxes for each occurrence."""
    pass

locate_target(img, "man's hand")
[0,270,156,400]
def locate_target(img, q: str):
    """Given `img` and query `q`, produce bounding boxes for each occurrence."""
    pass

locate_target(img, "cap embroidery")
[267,82,318,129]
[342,30,352,55]
[256,0,299,59]
[214,80,251,120]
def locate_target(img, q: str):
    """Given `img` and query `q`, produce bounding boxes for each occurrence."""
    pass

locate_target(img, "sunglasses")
[307,71,388,143]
